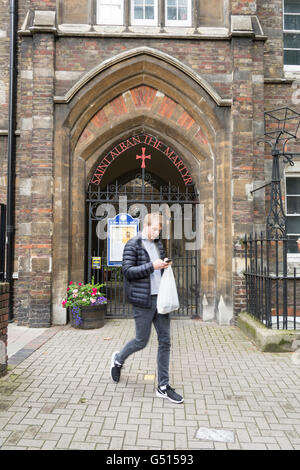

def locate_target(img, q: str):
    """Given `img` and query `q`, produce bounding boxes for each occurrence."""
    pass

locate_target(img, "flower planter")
[70,303,107,329]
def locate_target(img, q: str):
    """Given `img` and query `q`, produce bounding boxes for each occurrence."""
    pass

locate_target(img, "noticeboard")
[92,257,101,269]
[107,213,139,266]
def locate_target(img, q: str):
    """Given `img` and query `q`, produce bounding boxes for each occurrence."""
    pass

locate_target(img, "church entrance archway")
[52,48,233,326]
[86,133,200,318]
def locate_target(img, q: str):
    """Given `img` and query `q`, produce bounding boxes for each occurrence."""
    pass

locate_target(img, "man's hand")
[153,259,169,270]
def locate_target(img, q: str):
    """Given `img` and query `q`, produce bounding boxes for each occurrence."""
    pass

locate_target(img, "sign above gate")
[90,133,193,186]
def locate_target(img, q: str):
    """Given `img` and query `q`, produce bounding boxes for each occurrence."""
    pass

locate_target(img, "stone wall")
[0,283,9,377]
[257,0,284,79]
[1,0,298,325]
[15,26,55,327]
[0,0,10,207]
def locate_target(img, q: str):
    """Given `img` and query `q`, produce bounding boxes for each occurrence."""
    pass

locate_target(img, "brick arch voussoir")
[67,53,226,151]
[75,113,212,195]
[75,85,213,162]
[84,120,206,189]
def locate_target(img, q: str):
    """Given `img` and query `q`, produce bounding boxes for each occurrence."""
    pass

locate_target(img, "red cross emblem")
[136,147,151,169]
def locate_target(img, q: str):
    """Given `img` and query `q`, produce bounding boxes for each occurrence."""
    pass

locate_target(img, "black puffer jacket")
[122,233,165,308]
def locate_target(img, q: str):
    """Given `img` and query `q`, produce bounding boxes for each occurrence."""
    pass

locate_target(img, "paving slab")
[7,323,62,367]
[0,319,300,450]
[7,324,47,358]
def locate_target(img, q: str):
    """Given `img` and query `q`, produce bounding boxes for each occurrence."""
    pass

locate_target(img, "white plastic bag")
[157,266,179,314]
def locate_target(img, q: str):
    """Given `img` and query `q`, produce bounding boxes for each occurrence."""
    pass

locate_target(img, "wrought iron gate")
[86,170,200,318]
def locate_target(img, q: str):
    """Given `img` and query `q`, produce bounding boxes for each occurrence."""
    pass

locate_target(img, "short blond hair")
[143,212,163,228]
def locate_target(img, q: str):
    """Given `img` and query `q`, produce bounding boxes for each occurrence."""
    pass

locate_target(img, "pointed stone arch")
[58,47,230,150]
[52,47,233,325]
[75,86,213,181]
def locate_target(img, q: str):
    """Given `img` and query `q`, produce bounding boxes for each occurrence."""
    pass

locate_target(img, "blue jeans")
[116,295,171,387]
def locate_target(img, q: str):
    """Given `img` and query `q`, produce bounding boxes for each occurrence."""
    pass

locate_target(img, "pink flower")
[62,300,67,307]
[72,293,78,298]
[90,298,96,303]
[78,282,82,286]
[67,287,70,291]
[69,281,73,285]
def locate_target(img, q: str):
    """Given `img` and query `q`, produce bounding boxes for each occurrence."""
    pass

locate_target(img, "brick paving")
[0,318,300,450]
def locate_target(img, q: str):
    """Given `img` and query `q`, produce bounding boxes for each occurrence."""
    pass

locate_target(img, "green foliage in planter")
[61,277,107,327]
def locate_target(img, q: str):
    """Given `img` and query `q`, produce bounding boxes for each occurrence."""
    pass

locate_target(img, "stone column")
[30,14,55,327]
[0,0,9,203]
[16,11,56,327]
[252,38,266,230]
[52,106,70,326]
[230,13,263,320]
[15,33,34,325]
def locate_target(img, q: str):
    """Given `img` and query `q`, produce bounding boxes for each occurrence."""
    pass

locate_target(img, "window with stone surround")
[199,0,224,28]
[165,0,192,26]
[284,0,300,68]
[97,0,124,25]
[58,0,226,30]
[131,0,158,25]
[59,0,89,25]
[286,175,300,254]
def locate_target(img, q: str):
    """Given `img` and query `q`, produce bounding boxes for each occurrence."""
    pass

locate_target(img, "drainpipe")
[6,0,18,321]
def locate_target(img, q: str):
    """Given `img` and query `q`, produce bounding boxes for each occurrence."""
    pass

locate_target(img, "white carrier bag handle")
[157,265,180,314]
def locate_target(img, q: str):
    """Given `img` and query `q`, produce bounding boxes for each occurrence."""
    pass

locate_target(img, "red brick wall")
[14,31,55,327]
[233,240,247,318]
[0,0,10,207]
[257,0,284,78]
[232,0,257,14]
[31,0,56,9]
[55,38,232,99]
[0,283,9,377]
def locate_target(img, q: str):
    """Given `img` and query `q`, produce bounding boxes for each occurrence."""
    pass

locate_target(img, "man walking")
[110,212,184,404]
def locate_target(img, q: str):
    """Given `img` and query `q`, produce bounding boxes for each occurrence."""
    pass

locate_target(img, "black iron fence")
[244,233,300,330]
[0,204,6,282]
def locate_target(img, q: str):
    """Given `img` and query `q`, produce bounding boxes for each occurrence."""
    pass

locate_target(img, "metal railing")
[244,233,300,330]
[0,204,6,282]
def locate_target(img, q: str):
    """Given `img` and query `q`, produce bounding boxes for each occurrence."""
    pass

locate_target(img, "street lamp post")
[251,107,300,239]
[250,107,300,330]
